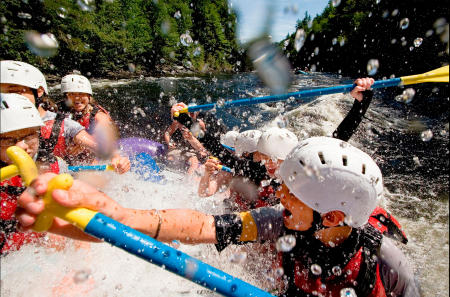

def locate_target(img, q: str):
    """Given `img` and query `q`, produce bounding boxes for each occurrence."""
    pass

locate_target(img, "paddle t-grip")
[1,146,39,185]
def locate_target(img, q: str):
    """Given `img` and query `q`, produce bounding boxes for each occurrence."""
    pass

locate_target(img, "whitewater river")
[1,72,448,296]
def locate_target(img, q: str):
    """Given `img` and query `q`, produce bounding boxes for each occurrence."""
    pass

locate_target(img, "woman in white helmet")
[59,74,123,166]
[18,137,420,296]
[0,61,130,174]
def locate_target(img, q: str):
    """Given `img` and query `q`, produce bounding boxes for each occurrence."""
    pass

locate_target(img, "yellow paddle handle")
[401,65,449,85]
[0,164,20,182]
[173,107,189,118]
[33,173,97,232]
[1,146,39,186]
[106,164,115,171]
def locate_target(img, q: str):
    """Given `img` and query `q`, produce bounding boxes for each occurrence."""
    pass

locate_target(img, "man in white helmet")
[18,136,420,296]
[0,61,130,174]
[0,93,69,254]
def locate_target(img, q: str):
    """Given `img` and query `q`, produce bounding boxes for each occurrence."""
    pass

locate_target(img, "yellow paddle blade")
[401,65,449,85]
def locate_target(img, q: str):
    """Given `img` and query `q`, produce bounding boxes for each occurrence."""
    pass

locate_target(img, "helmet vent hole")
[362,164,366,174]
[318,152,326,164]
[299,159,305,166]
[1,101,9,109]
[342,155,348,166]
[375,177,380,184]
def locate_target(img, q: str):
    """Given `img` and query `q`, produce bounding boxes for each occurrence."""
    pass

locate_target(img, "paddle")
[68,164,114,172]
[174,65,449,115]
[1,146,273,297]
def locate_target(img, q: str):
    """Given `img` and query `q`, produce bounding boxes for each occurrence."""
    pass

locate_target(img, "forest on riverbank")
[282,0,449,79]
[0,0,242,78]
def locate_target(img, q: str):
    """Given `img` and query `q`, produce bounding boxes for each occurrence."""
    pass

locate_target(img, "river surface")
[1,72,448,296]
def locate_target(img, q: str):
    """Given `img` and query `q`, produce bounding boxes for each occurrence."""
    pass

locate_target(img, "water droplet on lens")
[400,18,410,30]
[24,31,59,57]
[274,267,284,277]
[414,37,423,47]
[366,59,379,75]
[77,0,95,11]
[170,240,180,249]
[73,269,91,283]
[420,129,433,142]
[332,0,341,7]
[276,235,296,252]
[294,29,306,52]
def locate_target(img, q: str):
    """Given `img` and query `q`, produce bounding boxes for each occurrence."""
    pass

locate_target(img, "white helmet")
[220,131,239,148]
[0,60,48,94]
[61,74,92,95]
[1,93,44,134]
[234,130,262,156]
[279,137,383,227]
[257,127,298,160]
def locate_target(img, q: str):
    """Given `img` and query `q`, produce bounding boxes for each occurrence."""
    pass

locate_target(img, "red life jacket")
[37,112,67,162]
[76,105,110,134]
[0,161,60,254]
[278,206,408,297]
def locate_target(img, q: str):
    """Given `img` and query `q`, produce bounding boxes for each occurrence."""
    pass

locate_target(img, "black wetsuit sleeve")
[332,90,373,141]
[378,238,422,297]
[213,206,284,252]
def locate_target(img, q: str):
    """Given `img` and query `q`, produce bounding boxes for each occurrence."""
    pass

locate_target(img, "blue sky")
[229,0,330,43]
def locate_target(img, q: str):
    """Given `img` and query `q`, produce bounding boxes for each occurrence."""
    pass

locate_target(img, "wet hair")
[32,88,58,112]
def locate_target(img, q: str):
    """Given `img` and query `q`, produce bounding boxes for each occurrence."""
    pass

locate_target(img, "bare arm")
[17,173,217,244]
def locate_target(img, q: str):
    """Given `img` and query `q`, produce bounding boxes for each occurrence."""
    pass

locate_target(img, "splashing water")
[332,0,341,7]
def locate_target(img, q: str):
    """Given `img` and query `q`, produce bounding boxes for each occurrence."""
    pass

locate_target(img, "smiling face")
[1,127,40,164]
[258,152,283,177]
[66,92,91,112]
[276,183,314,231]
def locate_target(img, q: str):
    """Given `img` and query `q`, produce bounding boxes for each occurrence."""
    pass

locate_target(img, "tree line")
[0,0,243,77]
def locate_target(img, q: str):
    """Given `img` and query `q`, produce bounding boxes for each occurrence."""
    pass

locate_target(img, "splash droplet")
[340,287,357,297]
[414,37,423,47]
[193,46,201,57]
[57,7,68,18]
[310,264,322,275]
[276,235,296,252]
[366,59,379,76]
[400,18,410,30]
[174,11,181,19]
[180,32,193,46]
[294,29,306,52]
[395,88,415,104]
[332,266,342,276]
[128,63,136,72]
[18,12,32,19]
[420,129,433,142]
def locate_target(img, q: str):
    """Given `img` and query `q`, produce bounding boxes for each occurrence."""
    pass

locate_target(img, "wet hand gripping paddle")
[1,146,273,297]
[173,65,449,115]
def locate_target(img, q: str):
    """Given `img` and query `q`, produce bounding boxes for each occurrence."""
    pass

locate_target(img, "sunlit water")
[1,72,448,296]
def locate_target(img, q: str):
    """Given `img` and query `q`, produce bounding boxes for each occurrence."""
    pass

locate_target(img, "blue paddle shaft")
[221,166,233,173]
[85,213,273,297]
[187,78,401,112]
[68,165,107,172]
